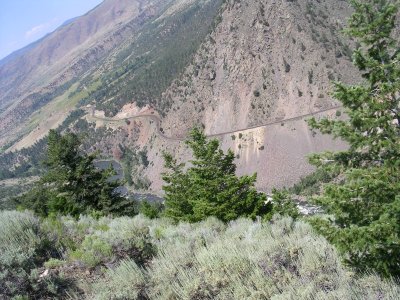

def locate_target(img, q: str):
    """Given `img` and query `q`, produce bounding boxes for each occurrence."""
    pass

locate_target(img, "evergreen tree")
[307,0,400,277]
[139,200,164,219]
[18,130,135,217]
[162,128,270,222]
[264,189,300,221]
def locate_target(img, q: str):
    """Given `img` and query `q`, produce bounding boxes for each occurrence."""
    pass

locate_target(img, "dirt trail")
[92,105,343,141]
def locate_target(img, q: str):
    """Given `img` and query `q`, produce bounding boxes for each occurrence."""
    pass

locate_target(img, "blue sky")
[0,0,104,60]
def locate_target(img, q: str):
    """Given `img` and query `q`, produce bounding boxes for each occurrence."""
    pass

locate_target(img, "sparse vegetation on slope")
[86,0,224,117]
[0,109,86,181]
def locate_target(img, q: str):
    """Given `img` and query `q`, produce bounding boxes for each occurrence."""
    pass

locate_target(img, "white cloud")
[25,23,48,38]
[24,18,59,39]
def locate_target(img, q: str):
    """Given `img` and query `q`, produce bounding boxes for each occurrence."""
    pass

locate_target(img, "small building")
[85,104,95,116]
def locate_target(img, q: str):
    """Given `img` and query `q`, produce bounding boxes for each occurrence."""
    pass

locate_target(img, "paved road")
[93,113,184,141]
[92,105,343,141]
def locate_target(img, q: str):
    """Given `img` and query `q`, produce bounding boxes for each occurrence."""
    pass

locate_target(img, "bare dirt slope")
[143,109,346,193]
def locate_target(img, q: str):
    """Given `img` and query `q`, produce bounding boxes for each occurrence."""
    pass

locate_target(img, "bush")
[44,258,65,269]
[70,215,155,268]
[290,168,336,196]
[145,216,400,299]
[0,211,72,299]
[283,58,291,72]
[89,259,146,300]
[264,189,300,220]
[139,200,164,219]
[1,212,399,299]
[71,235,113,268]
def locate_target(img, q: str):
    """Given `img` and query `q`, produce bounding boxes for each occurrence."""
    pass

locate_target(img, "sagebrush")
[1,210,399,299]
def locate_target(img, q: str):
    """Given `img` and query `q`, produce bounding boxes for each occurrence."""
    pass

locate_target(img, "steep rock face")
[140,0,360,192]
[161,0,359,136]
[140,110,347,193]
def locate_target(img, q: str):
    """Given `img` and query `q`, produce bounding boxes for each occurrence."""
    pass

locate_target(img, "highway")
[92,105,343,141]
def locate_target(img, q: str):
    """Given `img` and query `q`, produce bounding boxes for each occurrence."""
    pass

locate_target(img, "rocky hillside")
[144,0,360,191]
[161,0,359,136]
[0,0,364,192]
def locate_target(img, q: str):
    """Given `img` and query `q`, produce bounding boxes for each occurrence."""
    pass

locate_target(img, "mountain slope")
[0,0,365,192]
[161,0,359,136]
[0,0,224,148]
[0,0,167,145]
[137,0,360,191]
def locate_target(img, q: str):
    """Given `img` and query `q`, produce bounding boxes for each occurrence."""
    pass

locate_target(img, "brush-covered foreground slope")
[0,0,363,191]
[1,210,399,299]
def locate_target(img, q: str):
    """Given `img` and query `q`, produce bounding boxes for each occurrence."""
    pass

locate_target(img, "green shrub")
[89,259,146,300]
[0,211,72,299]
[70,216,155,268]
[139,200,164,219]
[290,168,336,196]
[0,211,43,266]
[42,215,111,252]
[44,258,65,269]
[146,216,400,299]
[283,58,291,72]
[264,189,300,221]
[1,212,399,299]
[71,236,113,268]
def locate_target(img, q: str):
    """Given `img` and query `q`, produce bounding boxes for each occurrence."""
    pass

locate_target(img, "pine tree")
[18,130,135,217]
[162,128,270,222]
[307,0,400,277]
